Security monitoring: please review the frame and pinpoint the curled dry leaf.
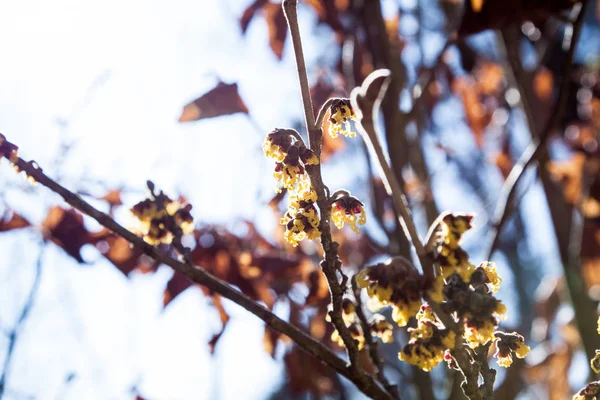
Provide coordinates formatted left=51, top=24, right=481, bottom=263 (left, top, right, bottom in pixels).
left=208, top=294, right=230, bottom=354
left=239, top=0, right=287, bottom=60
left=164, top=271, right=193, bottom=307
left=0, top=211, right=30, bottom=232
left=178, top=82, right=249, bottom=123
left=263, top=2, right=288, bottom=60
left=42, top=207, right=90, bottom=263
left=92, top=230, right=151, bottom=276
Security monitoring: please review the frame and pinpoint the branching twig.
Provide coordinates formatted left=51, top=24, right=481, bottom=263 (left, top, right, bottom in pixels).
left=0, top=149, right=391, bottom=400
left=282, top=2, right=392, bottom=399
left=475, top=343, right=496, bottom=399
left=0, top=244, right=44, bottom=400
left=485, top=1, right=588, bottom=260
left=350, top=70, right=429, bottom=272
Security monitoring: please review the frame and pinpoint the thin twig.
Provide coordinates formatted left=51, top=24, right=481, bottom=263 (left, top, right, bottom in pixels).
left=350, top=70, right=456, bottom=334
left=475, top=343, right=496, bottom=399
left=282, top=2, right=392, bottom=399
left=350, top=70, right=428, bottom=269
left=407, top=35, right=457, bottom=119
left=485, top=1, right=588, bottom=260
left=316, top=98, right=335, bottom=129
left=0, top=244, right=44, bottom=400
left=1, top=150, right=390, bottom=400
left=352, top=276, right=401, bottom=400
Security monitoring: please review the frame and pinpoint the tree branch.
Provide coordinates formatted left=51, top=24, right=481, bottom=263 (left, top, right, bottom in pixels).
left=282, top=2, right=393, bottom=398
left=484, top=1, right=588, bottom=260
left=0, top=146, right=390, bottom=400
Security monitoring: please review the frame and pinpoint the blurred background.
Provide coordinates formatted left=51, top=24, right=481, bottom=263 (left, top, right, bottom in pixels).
left=1, top=0, right=599, bottom=399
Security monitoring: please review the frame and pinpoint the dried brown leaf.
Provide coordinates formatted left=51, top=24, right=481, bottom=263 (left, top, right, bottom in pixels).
left=0, top=212, right=30, bottom=232
left=42, top=207, right=90, bottom=263
left=264, top=3, right=288, bottom=60
left=178, top=82, right=249, bottom=123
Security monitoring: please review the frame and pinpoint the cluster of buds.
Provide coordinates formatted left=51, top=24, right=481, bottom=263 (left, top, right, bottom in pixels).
left=399, top=304, right=456, bottom=371
left=279, top=181, right=320, bottom=247
left=355, top=257, right=432, bottom=327
left=434, top=213, right=476, bottom=280
left=331, top=191, right=367, bottom=234
left=328, top=99, right=356, bottom=138
left=443, top=264, right=507, bottom=349
left=493, top=332, right=530, bottom=368
left=0, top=134, right=19, bottom=163
left=354, top=212, right=529, bottom=372
left=263, top=130, right=322, bottom=247
left=0, top=134, right=37, bottom=185
left=263, top=128, right=318, bottom=192
left=130, top=183, right=194, bottom=245
left=329, top=298, right=394, bottom=350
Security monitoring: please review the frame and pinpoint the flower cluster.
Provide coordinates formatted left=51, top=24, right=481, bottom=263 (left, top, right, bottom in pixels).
left=331, top=191, right=367, bottom=234
left=355, top=257, right=428, bottom=327
left=493, top=331, right=530, bottom=368
left=131, top=192, right=194, bottom=245
left=263, top=128, right=318, bottom=192
left=399, top=304, right=456, bottom=371
left=353, top=212, right=528, bottom=374
left=434, top=213, right=476, bottom=280
left=263, top=129, right=322, bottom=247
left=443, top=266, right=507, bottom=349
left=369, top=314, right=394, bottom=343
left=280, top=181, right=320, bottom=247
left=328, top=98, right=356, bottom=138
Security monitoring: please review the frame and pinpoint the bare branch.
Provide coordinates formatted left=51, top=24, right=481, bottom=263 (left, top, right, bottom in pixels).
left=0, top=148, right=391, bottom=399
left=282, top=2, right=393, bottom=398
left=485, top=1, right=588, bottom=260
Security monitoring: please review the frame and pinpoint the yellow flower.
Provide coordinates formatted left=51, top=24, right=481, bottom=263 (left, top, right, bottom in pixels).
left=131, top=195, right=194, bottom=245
left=465, top=319, right=496, bottom=348
left=481, top=262, right=502, bottom=292
left=328, top=98, right=356, bottom=138
left=392, top=300, right=422, bottom=327
left=416, top=304, right=437, bottom=324
left=281, top=205, right=321, bottom=247
left=514, top=341, right=530, bottom=359
left=493, top=331, right=529, bottom=368
left=427, top=276, right=445, bottom=303
left=273, top=162, right=305, bottom=192
left=370, top=314, right=394, bottom=343
left=331, top=194, right=366, bottom=234
left=597, top=316, right=600, bottom=334
left=262, top=128, right=295, bottom=162
left=399, top=342, right=444, bottom=372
